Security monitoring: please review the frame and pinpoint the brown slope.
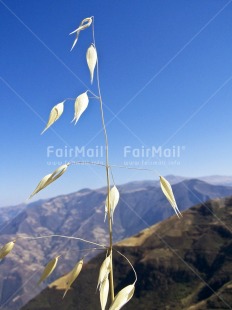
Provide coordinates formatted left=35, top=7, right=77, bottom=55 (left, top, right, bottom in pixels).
left=2, top=179, right=232, bottom=309
left=22, top=196, right=232, bottom=310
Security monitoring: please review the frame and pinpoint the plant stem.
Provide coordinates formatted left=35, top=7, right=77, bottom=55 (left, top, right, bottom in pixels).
left=97, top=59, right=115, bottom=303
left=115, top=249, right=137, bottom=284
left=91, top=17, right=115, bottom=302
left=16, top=234, right=107, bottom=248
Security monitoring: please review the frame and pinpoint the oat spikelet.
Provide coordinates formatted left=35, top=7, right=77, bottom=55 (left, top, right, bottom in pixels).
left=63, top=259, right=83, bottom=298
left=160, top=176, right=182, bottom=218
left=29, top=173, right=52, bottom=198
left=38, top=255, right=61, bottom=285
left=29, top=164, right=69, bottom=199
left=51, top=164, right=69, bottom=182
left=104, top=186, right=119, bottom=222
left=41, top=101, right=65, bottom=134
left=72, top=92, right=89, bottom=125
left=109, top=284, right=135, bottom=310
left=86, top=44, right=97, bottom=84
left=100, top=276, right=109, bottom=310
left=70, top=17, right=92, bottom=51
left=97, top=255, right=111, bottom=290
left=0, top=240, right=15, bottom=260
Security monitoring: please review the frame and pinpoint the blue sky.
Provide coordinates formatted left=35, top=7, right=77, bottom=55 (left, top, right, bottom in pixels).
left=1, top=0, right=232, bottom=206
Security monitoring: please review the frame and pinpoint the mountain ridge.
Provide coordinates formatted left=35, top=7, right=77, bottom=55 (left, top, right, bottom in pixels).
left=22, top=196, right=232, bottom=310
left=0, top=177, right=231, bottom=309
left=1, top=174, right=232, bottom=210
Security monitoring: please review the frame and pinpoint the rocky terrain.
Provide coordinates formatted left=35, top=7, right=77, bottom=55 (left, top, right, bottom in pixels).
left=23, top=196, right=232, bottom=309
left=0, top=177, right=231, bottom=309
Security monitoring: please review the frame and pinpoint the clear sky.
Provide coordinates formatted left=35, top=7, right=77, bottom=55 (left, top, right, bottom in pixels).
left=1, top=0, right=232, bottom=206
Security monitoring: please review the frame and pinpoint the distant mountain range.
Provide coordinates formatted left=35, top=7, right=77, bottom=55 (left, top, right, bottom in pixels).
left=22, top=195, right=232, bottom=310
left=0, top=176, right=231, bottom=309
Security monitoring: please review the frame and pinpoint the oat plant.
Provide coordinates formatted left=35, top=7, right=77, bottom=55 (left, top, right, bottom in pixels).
left=0, top=16, right=181, bottom=310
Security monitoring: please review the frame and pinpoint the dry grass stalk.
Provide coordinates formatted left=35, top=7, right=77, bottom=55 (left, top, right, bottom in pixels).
left=38, top=255, right=61, bottom=285
left=41, top=101, right=65, bottom=134
left=0, top=240, right=15, bottom=260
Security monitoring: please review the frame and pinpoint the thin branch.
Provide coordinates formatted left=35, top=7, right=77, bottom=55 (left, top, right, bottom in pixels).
left=16, top=234, right=107, bottom=249
left=70, top=161, right=106, bottom=167
left=70, top=160, right=160, bottom=177
left=114, top=249, right=137, bottom=284
left=91, top=16, right=115, bottom=302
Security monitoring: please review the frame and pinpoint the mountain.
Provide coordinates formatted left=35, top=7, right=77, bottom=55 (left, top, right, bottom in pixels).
left=0, top=200, right=45, bottom=227
left=118, top=175, right=186, bottom=191
left=22, top=196, right=232, bottom=310
left=0, top=178, right=231, bottom=309
left=0, top=204, right=25, bottom=227
left=199, top=175, right=232, bottom=186
left=121, top=175, right=232, bottom=189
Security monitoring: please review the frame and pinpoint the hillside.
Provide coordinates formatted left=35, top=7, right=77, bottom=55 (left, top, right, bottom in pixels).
left=0, top=178, right=231, bottom=309
left=22, top=196, right=232, bottom=310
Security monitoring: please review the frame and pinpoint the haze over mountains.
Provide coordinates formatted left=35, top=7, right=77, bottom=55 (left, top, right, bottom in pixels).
left=0, top=176, right=231, bottom=309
